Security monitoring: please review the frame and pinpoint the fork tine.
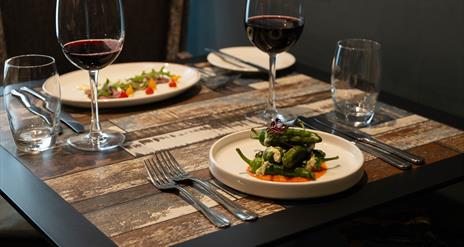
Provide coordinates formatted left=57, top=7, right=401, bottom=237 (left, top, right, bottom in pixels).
left=152, top=153, right=165, bottom=183
left=166, top=151, right=186, bottom=174
left=151, top=155, right=168, bottom=184
left=159, top=151, right=178, bottom=177
left=154, top=152, right=172, bottom=183
left=144, top=159, right=159, bottom=186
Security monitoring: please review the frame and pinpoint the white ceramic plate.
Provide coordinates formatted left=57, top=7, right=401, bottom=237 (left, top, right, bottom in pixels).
left=209, top=129, right=364, bottom=199
left=207, top=46, right=296, bottom=72
left=44, top=62, right=201, bottom=108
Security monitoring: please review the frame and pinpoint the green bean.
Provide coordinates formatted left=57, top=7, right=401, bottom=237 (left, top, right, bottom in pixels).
left=264, top=164, right=285, bottom=175
left=250, top=128, right=321, bottom=147
left=263, top=146, right=284, bottom=163
left=306, top=149, right=339, bottom=171
left=293, top=167, right=315, bottom=179
left=236, top=148, right=264, bottom=173
left=282, top=146, right=309, bottom=169
left=262, top=165, right=314, bottom=179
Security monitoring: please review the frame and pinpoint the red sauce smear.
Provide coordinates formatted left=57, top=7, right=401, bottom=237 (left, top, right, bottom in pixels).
left=247, top=163, right=328, bottom=182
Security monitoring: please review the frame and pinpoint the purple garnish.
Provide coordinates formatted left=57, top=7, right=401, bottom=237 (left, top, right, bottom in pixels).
left=267, top=119, right=288, bottom=135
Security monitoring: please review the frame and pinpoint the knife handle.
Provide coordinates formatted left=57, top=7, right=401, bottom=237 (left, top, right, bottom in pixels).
left=356, top=142, right=412, bottom=170
left=360, top=138, right=424, bottom=165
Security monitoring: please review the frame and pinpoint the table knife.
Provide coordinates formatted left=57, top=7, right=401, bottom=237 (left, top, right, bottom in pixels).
left=19, top=87, right=86, bottom=133
left=313, top=117, right=424, bottom=165
left=205, top=48, right=268, bottom=72
left=297, top=116, right=412, bottom=170
left=58, top=112, right=86, bottom=133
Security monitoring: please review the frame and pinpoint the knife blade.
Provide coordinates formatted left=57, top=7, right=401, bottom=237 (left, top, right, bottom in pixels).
left=313, top=117, right=424, bottom=165
left=10, top=89, right=53, bottom=126
left=59, top=111, right=86, bottom=133
left=297, top=116, right=412, bottom=170
left=205, top=48, right=268, bottom=72
left=19, top=87, right=86, bottom=133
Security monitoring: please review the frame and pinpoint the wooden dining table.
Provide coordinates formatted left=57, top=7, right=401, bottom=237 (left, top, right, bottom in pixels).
left=1, top=57, right=463, bottom=246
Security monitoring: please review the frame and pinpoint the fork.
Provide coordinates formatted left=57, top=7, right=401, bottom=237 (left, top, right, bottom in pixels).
left=156, top=151, right=258, bottom=221
left=144, top=158, right=230, bottom=228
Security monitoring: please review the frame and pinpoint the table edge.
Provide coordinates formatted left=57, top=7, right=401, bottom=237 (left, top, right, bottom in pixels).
left=178, top=153, right=464, bottom=247
left=0, top=146, right=116, bottom=247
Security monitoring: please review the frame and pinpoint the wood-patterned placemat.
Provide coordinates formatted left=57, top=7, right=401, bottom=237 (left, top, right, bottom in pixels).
left=0, top=66, right=463, bottom=246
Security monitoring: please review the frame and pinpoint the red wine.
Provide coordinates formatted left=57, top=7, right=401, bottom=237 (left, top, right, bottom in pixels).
left=246, top=15, right=304, bottom=54
left=63, top=39, right=122, bottom=70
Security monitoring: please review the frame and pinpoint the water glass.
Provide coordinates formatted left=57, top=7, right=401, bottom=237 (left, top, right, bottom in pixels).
left=3, top=55, right=61, bottom=153
left=331, top=39, right=382, bottom=127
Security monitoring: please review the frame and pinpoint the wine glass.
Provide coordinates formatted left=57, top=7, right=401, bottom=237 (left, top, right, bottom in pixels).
left=56, top=0, right=125, bottom=151
left=245, top=0, right=304, bottom=124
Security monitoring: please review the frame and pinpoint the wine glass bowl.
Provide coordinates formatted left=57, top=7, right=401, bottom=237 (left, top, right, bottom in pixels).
left=245, top=0, right=304, bottom=124
left=56, top=0, right=125, bottom=151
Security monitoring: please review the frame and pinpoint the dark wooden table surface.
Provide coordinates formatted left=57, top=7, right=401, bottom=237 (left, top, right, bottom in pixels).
left=1, top=59, right=463, bottom=247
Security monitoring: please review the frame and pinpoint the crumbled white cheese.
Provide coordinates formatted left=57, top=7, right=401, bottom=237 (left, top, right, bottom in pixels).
left=305, top=154, right=317, bottom=170
left=267, top=147, right=281, bottom=163
left=255, top=161, right=271, bottom=176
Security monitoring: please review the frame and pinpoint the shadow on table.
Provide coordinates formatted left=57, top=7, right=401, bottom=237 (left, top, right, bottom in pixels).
left=274, top=181, right=464, bottom=247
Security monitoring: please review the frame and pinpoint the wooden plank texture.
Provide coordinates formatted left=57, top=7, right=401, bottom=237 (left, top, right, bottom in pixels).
left=1, top=65, right=462, bottom=246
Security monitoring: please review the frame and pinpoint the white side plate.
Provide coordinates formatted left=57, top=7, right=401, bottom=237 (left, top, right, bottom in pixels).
left=207, top=46, right=296, bottom=72
left=44, top=62, right=201, bottom=108
left=209, top=129, right=364, bottom=199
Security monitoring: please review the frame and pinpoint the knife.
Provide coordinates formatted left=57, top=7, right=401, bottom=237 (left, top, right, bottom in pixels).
left=297, top=116, right=412, bottom=170
left=205, top=48, right=268, bottom=72
left=312, top=117, right=424, bottom=165
left=19, top=87, right=86, bottom=133
left=10, top=89, right=53, bottom=126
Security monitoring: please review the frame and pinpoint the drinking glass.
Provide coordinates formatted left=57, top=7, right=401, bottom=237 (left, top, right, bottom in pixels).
left=56, top=0, right=125, bottom=151
left=3, top=55, right=61, bottom=153
left=244, top=0, right=304, bottom=123
left=331, top=39, right=382, bottom=127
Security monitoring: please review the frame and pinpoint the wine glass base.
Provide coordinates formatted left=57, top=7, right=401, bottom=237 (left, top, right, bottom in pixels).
left=67, top=132, right=125, bottom=152
left=245, top=109, right=288, bottom=125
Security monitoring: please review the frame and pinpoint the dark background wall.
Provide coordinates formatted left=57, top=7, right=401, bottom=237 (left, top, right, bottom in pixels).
left=1, top=0, right=462, bottom=118
left=187, top=0, right=464, bottom=119
left=0, top=0, right=171, bottom=74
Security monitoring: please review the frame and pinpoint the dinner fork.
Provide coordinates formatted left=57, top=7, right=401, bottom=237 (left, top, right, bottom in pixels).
left=144, top=158, right=230, bottom=228
left=156, top=151, right=258, bottom=221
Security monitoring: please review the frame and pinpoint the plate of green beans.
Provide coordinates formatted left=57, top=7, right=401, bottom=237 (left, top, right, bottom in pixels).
left=209, top=126, right=364, bottom=199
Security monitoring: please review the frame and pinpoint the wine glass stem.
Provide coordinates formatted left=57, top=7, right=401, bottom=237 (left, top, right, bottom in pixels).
left=88, top=70, right=103, bottom=140
left=267, top=53, right=277, bottom=113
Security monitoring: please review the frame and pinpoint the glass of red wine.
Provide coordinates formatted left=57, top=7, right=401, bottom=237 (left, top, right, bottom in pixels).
left=56, top=0, right=125, bottom=151
left=245, top=0, right=304, bottom=124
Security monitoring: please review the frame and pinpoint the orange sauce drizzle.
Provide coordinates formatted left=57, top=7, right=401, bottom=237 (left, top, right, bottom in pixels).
left=248, top=164, right=328, bottom=182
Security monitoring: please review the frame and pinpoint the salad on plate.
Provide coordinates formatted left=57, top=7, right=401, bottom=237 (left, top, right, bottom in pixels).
left=236, top=120, right=339, bottom=182
left=81, top=67, right=180, bottom=99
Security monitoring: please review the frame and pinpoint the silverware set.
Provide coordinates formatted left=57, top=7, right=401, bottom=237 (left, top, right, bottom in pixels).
left=144, top=150, right=258, bottom=227
left=295, top=116, right=425, bottom=170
